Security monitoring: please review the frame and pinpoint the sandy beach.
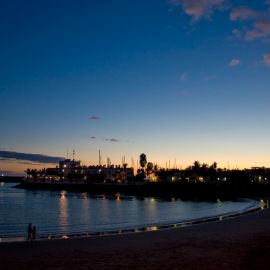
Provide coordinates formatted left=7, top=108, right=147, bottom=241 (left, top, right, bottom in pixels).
left=1, top=208, right=270, bottom=270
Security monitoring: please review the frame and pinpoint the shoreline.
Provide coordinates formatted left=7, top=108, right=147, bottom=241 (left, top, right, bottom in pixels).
left=0, top=200, right=264, bottom=243
left=1, top=207, right=270, bottom=269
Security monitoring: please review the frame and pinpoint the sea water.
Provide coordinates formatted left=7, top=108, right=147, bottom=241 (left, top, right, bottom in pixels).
left=0, top=182, right=259, bottom=239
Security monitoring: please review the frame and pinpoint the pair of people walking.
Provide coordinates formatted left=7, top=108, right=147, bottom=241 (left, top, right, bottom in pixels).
left=27, top=223, right=37, bottom=241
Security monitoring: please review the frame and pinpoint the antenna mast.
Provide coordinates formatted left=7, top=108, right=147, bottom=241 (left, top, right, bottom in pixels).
left=99, top=150, right=101, bottom=166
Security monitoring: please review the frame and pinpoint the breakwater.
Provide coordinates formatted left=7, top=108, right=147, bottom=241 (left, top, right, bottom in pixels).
left=16, top=181, right=270, bottom=201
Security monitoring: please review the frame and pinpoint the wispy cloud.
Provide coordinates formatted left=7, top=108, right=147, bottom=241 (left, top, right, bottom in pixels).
left=229, top=3, right=270, bottom=42
left=89, top=136, right=124, bottom=143
left=263, top=54, right=270, bottom=65
left=180, top=72, right=187, bottom=80
left=0, top=147, right=13, bottom=151
left=170, top=0, right=270, bottom=44
left=0, top=159, right=48, bottom=166
left=232, top=28, right=242, bottom=39
left=245, top=21, right=270, bottom=41
left=0, top=151, right=64, bottom=164
left=230, top=6, right=259, bottom=21
left=105, top=138, right=120, bottom=143
left=228, top=59, right=241, bottom=67
left=89, top=116, right=100, bottom=120
left=169, top=0, right=226, bottom=22
left=180, top=89, right=189, bottom=96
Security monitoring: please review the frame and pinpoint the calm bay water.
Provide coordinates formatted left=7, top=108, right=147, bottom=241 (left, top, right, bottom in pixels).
left=0, top=182, right=259, bottom=238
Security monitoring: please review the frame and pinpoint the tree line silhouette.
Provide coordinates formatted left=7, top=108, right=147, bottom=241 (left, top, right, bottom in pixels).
left=23, top=153, right=270, bottom=200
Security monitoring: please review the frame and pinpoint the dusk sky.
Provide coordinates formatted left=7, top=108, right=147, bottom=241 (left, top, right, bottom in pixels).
left=1, top=0, right=270, bottom=175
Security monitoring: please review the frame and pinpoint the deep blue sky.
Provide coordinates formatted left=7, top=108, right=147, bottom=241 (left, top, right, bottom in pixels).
left=1, top=0, right=270, bottom=174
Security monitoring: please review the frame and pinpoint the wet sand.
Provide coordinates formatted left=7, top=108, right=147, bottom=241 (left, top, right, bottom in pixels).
left=1, top=208, right=270, bottom=270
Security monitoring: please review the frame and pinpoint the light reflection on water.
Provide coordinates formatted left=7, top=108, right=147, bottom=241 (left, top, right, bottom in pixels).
left=59, top=191, right=68, bottom=232
left=0, top=183, right=260, bottom=238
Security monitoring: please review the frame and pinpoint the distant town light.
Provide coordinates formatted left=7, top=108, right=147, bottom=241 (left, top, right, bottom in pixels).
left=146, top=226, right=158, bottom=231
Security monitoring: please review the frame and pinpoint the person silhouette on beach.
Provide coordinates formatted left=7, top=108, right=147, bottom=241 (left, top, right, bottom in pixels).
left=32, top=225, right=37, bottom=241
left=27, top=223, right=32, bottom=241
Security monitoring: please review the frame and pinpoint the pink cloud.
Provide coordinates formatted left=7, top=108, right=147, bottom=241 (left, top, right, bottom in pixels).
left=169, top=0, right=226, bottom=22
left=228, top=59, right=241, bottom=67
left=230, top=6, right=259, bottom=21
left=170, top=0, right=270, bottom=44
left=263, top=54, right=270, bottom=64
left=245, top=21, right=270, bottom=41
left=229, top=3, right=270, bottom=42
